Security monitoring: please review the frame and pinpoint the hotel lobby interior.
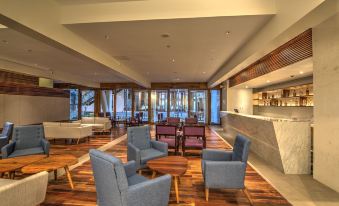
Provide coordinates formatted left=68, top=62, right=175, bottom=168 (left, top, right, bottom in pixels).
left=1, top=0, right=339, bottom=205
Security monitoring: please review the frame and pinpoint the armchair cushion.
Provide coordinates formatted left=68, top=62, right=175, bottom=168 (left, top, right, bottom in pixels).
left=1, top=142, right=15, bottom=158
left=8, top=147, right=44, bottom=158
left=202, top=149, right=233, bottom=161
left=127, top=126, right=151, bottom=150
left=127, top=174, right=148, bottom=186
left=124, top=161, right=137, bottom=177
left=203, top=161, right=246, bottom=189
left=140, top=148, right=167, bottom=165
left=150, top=140, right=168, bottom=154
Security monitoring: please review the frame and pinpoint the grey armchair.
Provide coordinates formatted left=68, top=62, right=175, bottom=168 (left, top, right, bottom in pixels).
left=1, top=125, right=50, bottom=159
left=0, top=122, right=14, bottom=151
left=127, top=126, right=168, bottom=170
left=201, top=134, right=252, bottom=204
left=89, top=149, right=171, bottom=206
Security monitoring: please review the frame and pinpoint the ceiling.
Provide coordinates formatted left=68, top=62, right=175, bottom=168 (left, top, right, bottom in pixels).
left=55, top=0, right=145, bottom=5
left=0, top=27, right=127, bottom=84
left=233, top=58, right=313, bottom=89
left=66, top=15, right=272, bottom=82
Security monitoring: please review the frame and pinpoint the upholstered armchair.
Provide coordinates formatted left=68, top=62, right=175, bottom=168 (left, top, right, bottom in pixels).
left=89, top=149, right=171, bottom=206
left=1, top=125, right=50, bottom=159
left=201, top=135, right=252, bottom=204
left=0, top=122, right=14, bottom=151
left=127, top=126, right=168, bottom=170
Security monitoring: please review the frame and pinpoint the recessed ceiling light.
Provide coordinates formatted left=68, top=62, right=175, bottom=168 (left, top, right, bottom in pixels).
left=245, top=85, right=249, bottom=88
left=266, top=80, right=270, bottom=83
left=299, top=71, right=304, bottom=74
left=104, top=35, right=110, bottom=40
left=202, top=71, right=206, bottom=74
left=171, top=59, right=175, bottom=62
left=225, top=31, right=231, bottom=35
left=161, top=33, right=170, bottom=38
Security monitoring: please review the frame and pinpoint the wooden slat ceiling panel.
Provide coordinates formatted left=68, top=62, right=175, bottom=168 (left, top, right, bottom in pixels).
left=229, top=29, right=312, bottom=87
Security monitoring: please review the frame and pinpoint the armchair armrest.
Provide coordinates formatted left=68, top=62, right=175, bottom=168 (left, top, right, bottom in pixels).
left=40, top=139, right=50, bottom=156
left=202, top=149, right=233, bottom=161
left=204, top=161, right=246, bottom=189
left=151, top=140, right=168, bottom=155
left=126, top=174, right=171, bottom=206
left=124, top=160, right=137, bottom=177
left=1, top=141, right=16, bottom=158
left=0, top=136, right=8, bottom=145
left=127, top=143, right=141, bottom=168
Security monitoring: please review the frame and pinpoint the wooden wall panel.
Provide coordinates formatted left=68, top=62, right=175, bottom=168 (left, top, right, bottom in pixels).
left=151, top=82, right=208, bottom=90
left=0, top=69, right=38, bottom=86
left=0, top=82, right=69, bottom=98
left=229, top=29, right=312, bottom=87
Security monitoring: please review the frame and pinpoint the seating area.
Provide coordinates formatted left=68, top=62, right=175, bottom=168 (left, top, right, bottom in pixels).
left=1, top=1, right=339, bottom=206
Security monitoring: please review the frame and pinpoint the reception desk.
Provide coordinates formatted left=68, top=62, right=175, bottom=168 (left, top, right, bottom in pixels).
left=221, top=111, right=311, bottom=174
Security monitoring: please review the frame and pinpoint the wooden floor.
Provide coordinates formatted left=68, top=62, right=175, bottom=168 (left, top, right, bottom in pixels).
left=42, top=126, right=291, bottom=206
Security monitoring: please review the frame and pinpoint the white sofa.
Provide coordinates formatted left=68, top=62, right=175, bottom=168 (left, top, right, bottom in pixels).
left=43, top=122, right=92, bottom=144
left=0, top=171, right=48, bottom=206
left=74, top=117, right=112, bottom=132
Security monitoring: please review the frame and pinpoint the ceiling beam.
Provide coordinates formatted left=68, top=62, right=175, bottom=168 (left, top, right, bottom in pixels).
left=208, top=0, right=335, bottom=88
left=0, top=0, right=151, bottom=88
left=60, top=0, right=276, bottom=24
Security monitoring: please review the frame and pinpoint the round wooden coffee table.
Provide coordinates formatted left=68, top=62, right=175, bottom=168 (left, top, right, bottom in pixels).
left=21, top=154, right=78, bottom=189
left=147, top=156, right=188, bottom=203
left=0, top=155, right=46, bottom=179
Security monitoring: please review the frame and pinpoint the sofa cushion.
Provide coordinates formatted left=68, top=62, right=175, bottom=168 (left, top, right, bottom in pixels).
left=94, top=117, right=109, bottom=124
left=0, top=179, right=15, bottom=187
left=8, top=147, right=45, bottom=158
left=127, top=174, right=148, bottom=186
left=140, top=148, right=166, bottom=165
left=43, top=122, right=60, bottom=127
left=60, top=123, right=81, bottom=127
left=82, top=117, right=95, bottom=124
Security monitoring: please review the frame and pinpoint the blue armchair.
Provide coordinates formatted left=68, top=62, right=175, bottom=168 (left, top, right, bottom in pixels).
left=1, top=125, right=50, bottom=159
left=0, top=122, right=14, bottom=151
left=89, top=149, right=171, bottom=206
left=201, top=134, right=252, bottom=204
left=127, top=126, right=168, bottom=170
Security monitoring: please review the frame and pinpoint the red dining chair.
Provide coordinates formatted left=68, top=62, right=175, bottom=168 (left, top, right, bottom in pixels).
left=155, top=124, right=179, bottom=154
left=167, top=117, right=180, bottom=124
left=182, top=125, right=206, bottom=156
left=185, top=117, right=198, bottom=125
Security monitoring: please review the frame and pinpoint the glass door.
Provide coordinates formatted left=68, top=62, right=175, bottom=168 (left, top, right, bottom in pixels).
left=169, top=89, right=188, bottom=120
left=100, top=90, right=114, bottom=118
left=210, top=90, right=220, bottom=124
left=134, top=90, right=148, bottom=122
left=69, top=89, right=79, bottom=120
left=190, top=90, right=207, bottom=123
left=151, top=90, right=168, bottom=122
left=81, top=90, right=95, bottom=117
left=116, top=89, right=132, bottom=121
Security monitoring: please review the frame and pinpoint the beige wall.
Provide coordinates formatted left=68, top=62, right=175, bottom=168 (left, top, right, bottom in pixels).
left=313, top=14, right=339, bottom=193
left=226, top=81, right=253, bottom=114
left=0, top=94, right=69, bottom=126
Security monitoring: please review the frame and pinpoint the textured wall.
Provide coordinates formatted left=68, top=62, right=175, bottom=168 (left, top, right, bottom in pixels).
left=313, top=14, right=339, bottom=193
left=253, top=106, right=313, bottom=120
left=226, top=81, right=253, bottom=114
left=0, top=94, right=69, bottom=126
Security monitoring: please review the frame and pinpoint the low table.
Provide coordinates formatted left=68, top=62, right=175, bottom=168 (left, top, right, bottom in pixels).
left=21, top=154, right=78, bottom=189
left=147, top=156, right=188, bottom=203
left=0, top=155, right=46, bottom=179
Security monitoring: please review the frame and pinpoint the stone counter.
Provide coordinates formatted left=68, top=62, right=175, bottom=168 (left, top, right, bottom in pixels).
left=221, top=111, right=311, bottom=174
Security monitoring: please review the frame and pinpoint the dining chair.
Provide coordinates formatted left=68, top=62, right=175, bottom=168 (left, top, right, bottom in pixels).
left=167, top=117, right=180, bottom=124
left=182, top=125, right=206, bottom=156
left=156, top=124, right=179, bottom=154
left=185, top=117, right=198, bottom=124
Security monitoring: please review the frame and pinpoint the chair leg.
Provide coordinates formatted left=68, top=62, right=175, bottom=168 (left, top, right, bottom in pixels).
left=243, top=187, right=253, bottom=206
left=205, top=187, right=209, bottom=201
left=138, top=170, right=142, bottom=175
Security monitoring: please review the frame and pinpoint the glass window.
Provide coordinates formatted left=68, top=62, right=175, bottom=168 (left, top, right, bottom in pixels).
left=151, top=90, right=168, bottom=122
left=116, top=89, right=132, bottom=120
left=69, top=89, right=78, bottom=120
left=169, top=89, right=188, bottom=120
left=190, top=90, right=207, bottom=123
left=211, top=90, right=220, bottom=124
left=81, top=90, right=95, bottom=117
left=134, top=90, right=148, bottom=122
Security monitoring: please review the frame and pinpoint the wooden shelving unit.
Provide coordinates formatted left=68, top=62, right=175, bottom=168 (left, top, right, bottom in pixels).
left=253, top=83, right=313, bottom=107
